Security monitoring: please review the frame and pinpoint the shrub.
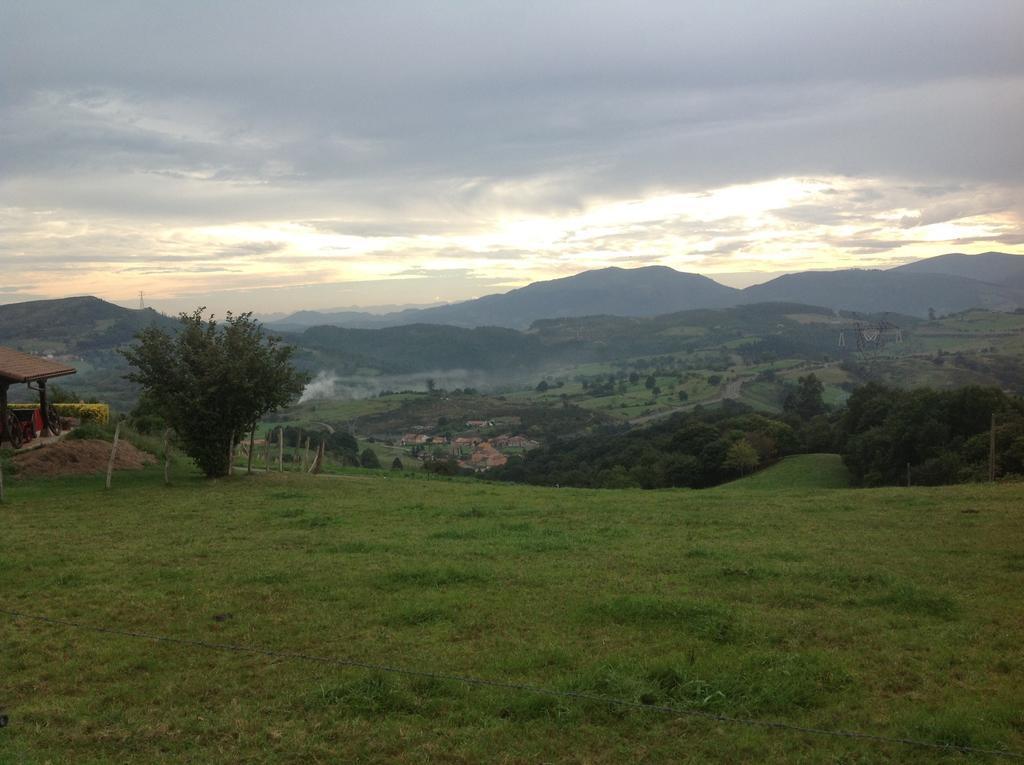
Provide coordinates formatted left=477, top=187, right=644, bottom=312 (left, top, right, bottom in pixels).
left=360, top=448, right=382, bottom=469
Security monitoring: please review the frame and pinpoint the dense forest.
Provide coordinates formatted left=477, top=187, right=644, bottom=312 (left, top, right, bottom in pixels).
left=837, top=383, right=1024, bottom=485
left=491, top=379, right=1024, bottom=489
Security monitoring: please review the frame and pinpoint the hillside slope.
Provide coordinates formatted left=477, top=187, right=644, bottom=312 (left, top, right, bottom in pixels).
left=715, top=453, right=851, bottom=490
left=739, top=270, right=1024, bottom=316
left=891, top=251, right=1024, bottom=288
left=0, top=296, right=175, bottom=353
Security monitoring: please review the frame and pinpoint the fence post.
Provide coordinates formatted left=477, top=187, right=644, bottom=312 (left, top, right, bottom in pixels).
left=278, top=427, right=284, bottom=472
left=247, top=429, right=255, bottom=475
left=302, top=437, right=310, bottom=472
left=163, top=428, right=172, bottom=485
left=265, top=431, right=271, bottom=473
left=105, top=421, right=122, bottom=490
left=989, top=413, right=997, bottom=482
left=310, top=440, right=325, bottom=474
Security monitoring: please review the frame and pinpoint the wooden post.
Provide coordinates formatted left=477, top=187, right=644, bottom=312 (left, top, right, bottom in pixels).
left=301, top=437, right=310, bottom=472
left=989, top=413, right=997, bottom=482
left=105, top=420, right=122, bottom=490
left=265, top=431, right=271, bottom=473
left=294, top=429, right=302, bottom=472
left=0, top=383, right=9, bottom=448
left=278, top=427, right=284, bottom=472
left=38, top=379, right=51, bottom=436
left=247, top=429, right=255, bottom=475
left=310, top=439, right=325, bottom=474
left=163, top=428, right=172, bottom=485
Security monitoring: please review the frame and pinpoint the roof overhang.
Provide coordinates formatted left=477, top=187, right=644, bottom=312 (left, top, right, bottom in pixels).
left=0, top=345, right=77, bottom=386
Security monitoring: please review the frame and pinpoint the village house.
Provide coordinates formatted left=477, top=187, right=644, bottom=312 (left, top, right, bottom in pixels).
left=463, top=441, right=508, bottom=471
left=505, top=435, right=540, bottom=450
left=450, top=435, right=482, bottom=456
left=490, top=434, right=541, bottom=450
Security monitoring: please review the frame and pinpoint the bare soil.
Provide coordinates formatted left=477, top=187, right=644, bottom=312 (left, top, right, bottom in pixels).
left=13, top=438, right=156, bottom=478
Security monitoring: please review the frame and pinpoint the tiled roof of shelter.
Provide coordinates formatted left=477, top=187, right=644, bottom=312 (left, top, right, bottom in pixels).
left=0, top=346, right=77, bottom=384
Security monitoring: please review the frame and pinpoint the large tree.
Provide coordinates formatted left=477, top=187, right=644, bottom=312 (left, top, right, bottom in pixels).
left=122, top=309, right=308, bottom=477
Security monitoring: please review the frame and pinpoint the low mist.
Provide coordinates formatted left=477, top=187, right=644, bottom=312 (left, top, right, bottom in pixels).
left=298, top=369, right=510, bottom=402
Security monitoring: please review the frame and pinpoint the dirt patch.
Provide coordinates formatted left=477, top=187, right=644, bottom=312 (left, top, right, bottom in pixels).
left=13, top=438, right=156, bottom=478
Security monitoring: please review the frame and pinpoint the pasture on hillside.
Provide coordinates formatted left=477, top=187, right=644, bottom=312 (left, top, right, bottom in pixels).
left=715, top=454, right=852, bottom=491
left=1, top=468, right=1022, bottom=763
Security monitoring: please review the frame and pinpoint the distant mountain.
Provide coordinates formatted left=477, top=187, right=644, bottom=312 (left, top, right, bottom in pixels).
left=271, top=266, right=740, bottom=331
left=0, top=296, right=176, bottom=354
left=891, top=251, right=1024, bottom=288
left=268, top=303, right=443, bottom=331
left=739, top=269, right=1024, bottom=316
left=268, top=309, right=390, bottom=332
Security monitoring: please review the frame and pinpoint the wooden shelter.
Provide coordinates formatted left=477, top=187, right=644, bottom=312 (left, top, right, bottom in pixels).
left=0, top=346, right=76, bottom=447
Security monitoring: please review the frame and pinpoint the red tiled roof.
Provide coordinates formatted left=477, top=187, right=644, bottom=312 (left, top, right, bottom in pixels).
left=0, top=346, right=77, bottom=384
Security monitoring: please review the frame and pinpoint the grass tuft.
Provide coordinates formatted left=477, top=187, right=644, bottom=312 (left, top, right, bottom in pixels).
left=586, top=596, right=739, bottom=643
left=381, top=567, right=490, bottom=588
left=871, top=584, right=959, bottom=620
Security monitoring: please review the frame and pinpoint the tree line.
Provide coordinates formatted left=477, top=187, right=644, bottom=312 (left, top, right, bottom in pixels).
left=492, top=375, right=1024, bottom=489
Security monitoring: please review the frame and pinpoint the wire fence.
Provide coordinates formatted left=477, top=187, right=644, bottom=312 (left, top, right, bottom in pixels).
left=3, top=608, right=1022, bottom=759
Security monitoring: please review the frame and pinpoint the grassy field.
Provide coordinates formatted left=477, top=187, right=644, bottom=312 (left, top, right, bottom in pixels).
left=2, top=468, right=1023, bottom=763
left=716, top=454, right=852, bottom=491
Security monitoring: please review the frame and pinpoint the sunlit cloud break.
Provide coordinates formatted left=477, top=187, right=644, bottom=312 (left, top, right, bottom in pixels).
left=1, top=1, right=1022, bottom=312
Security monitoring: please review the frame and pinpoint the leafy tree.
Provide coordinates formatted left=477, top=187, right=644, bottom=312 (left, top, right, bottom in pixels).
left=360, top=448, right=382, bottom=469
left=629, top=372, right=640, bottom=384
left=391, top=456, right=404, bottom=470
left=677, top=390, right=689, bottom=403
left=535, top=380, right=549, bottom=392
left=644, top=375, right=656, bottom=390
left=122, top=309, right=307, bottom=477
left=783, top=374, right=827, bottom=420
left=49, top=383, right=83, bottom=404
left=723, top=438, right=759, bottom=476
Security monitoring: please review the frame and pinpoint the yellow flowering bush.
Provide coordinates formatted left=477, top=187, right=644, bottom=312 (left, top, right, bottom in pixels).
left=10, top=402, right=110, bottom=424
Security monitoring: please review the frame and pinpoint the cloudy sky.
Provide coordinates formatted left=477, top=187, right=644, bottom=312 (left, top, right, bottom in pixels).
left=2, top=1, right=1023, bottom=314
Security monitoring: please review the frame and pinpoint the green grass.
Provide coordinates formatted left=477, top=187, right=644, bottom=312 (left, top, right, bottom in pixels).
left=1, top=467, right=1022, bottom=762
left=717, top=454, right=852, bottom=491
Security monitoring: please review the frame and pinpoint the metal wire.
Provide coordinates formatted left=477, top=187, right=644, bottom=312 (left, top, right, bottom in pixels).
left=3, top=607, right=1022, bottom=759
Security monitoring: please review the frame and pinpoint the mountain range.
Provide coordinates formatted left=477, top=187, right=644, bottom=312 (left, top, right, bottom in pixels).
left=267, top=251, right=1024, bottom=330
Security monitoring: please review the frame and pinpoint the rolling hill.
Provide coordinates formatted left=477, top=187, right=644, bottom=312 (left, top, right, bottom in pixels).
left=714, top=453, right=851, bottom=490
left=0, top=296, right=176, bottom=354
left=0, top=296, right=177, bottom=409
